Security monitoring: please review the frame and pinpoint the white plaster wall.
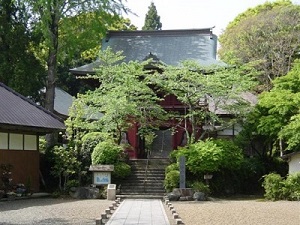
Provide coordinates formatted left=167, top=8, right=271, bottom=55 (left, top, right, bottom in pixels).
left=289, top=153, right=300, bottom=174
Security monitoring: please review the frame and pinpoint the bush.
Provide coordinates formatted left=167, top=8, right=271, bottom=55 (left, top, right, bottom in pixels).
left=91, top=141, right=123, bottom=165
left=164, top=170, right=180, bottom=192
left=175, top=139, right=243, bottom=174
left=262, top=173, right=284, bottom=200
left=191, top=181, right=210, bottom=195
left=282, top=173, right=300, bottom=200
left=112, top=162, right=131, bottom=179
left=165, top=163, right=179, bottom=174
left=65, top=179, right=80, bottom=192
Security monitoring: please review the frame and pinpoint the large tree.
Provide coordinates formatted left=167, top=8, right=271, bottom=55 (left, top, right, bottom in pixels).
left=26, top=0, right=129, bottom=113
left=0, top=0, right=45, bottom=100
left=56, top=12, right=137, bottom=95
left=142, top=2, right=162, bottom=30
left=219, top=0, right=300, bottom=92
left=67, top=48, right=167, bottom=145
left=150, top=62, right=256, bottom=144
left=248, top=60, right=300, bottom=155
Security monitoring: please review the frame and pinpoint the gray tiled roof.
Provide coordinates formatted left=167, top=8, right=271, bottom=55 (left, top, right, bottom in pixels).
left=0, top=83, right=66, bottom=133
left=54, top=87, right=74, bottom=117
left=208, top=92, right=258, bottom=115
left=54, top=87, right=103, bottom=120
left=70, top=28, right=225, bottom=74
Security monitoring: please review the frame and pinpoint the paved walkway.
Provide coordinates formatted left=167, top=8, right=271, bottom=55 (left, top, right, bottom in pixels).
left=106, top=199, right=170, bottom=225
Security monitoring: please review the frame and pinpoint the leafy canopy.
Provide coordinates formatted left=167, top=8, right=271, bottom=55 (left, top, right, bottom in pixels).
left=219, top=0, right=300, bottom=91
left=250, top=60, right=300, bottom=151
left=68, top=48, right=167, bottom=144
left=149, top=61, right=256, bottom=143
left=174, top=139, right=244, bottom=173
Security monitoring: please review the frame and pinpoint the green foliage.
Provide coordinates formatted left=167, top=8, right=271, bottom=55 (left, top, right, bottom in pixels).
left=65, top=179, right=80, bottom=192
left=175, top=139, right=243, bottom=174
left=191, top=181, right=210, bottom=195
left=165, top=163, right=179, bottom=174
left=150, top=61, right=256, bottom=144
left=0, top=0, right=45, bottom=100
left=282, top=173, right=300, bottom=200
left=112, top=162, right=131, bottom=179
left=262, top=172, right=300, bottom=201
left=248, top=60, right=300, bottom=152
left=179, top=140, right=224, bottom=173
left=70, top=48, right=168, bottom=144
left=164, top=170, right=180, bottom=192
left=91, top=141, right=123, bottom=165
left=51, top=146, right=80, bottom=191
left=219, top=1, right=300, bottom=91
left=142, top=2, right=162, bottom=30
left=25, top=0, right=129, bottom=114
left=56, top=12, right=137, bottom=95
left=91, top=140, right=131, bottom=179
left=262, top=173, right=284, bottom=200
left=213, top=139, right=244, bottom=170
left=81, top=132, right=112, bottom=158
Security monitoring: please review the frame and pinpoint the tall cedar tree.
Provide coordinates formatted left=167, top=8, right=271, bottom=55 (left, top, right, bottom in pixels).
left=142, top=2, right=162, bottom=30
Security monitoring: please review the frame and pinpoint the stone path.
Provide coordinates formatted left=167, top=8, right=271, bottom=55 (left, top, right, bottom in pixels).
left=106, top=199, right=170, bottom=225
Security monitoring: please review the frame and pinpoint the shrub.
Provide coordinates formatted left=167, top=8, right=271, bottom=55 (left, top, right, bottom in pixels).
left=164, top=170, right=180, bottom=192
left=165, top=163, right=179, bottom=174
left=282, top=173, right=300, bottom=200
left=65, top=179, right=79, bottom=192
left=191, top=181, right=210, bottom=195
left=262, top=173, right=284, bottom=200
left=112, top=162, right=131, bottom=179
left=91, top=141, right=123, bottom=165
left=175, top=139, right=243, bottom=174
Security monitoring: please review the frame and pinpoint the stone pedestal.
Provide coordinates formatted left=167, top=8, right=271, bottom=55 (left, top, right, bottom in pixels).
left=107, top=184, right=116, bottom=200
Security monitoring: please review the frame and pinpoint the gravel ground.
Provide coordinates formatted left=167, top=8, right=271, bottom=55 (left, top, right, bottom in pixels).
left=1, top=197, right=299, bottom=225
left=0, top=197, right=114, bottom=225
left=170, top=199, right=300, bottom=225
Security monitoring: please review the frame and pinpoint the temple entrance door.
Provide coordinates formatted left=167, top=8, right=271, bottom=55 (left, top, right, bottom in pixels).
left=150, top=129, right=172, bottom=158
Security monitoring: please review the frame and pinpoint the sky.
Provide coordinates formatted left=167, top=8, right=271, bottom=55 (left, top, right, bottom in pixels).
left=124, top=0, right=300, bottom=37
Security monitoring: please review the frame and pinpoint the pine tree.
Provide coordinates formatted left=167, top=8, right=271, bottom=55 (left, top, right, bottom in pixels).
left=142, top=2, right=162, bottom=30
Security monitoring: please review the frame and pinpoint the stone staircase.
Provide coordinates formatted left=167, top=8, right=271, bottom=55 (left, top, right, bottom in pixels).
left=115, top=159, right=170, bottom=199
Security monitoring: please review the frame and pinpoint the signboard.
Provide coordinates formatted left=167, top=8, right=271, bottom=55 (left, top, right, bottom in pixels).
left=89, top=165, right=114, bottom=172
left=93, top=172, right=111, bottom=185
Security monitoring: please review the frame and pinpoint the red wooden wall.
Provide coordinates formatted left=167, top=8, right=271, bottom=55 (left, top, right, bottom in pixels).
left=0, top=150, right=40, bottom=192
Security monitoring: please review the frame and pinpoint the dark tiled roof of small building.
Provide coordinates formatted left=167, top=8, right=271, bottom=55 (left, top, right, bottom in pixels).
left=70, top=28, right=225, bottom=75
left=0, top=83, right=66, bottom=133
left=54, top=87, right=74, bottom=118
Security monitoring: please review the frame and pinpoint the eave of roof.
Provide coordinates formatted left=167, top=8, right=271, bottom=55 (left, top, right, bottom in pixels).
left=0, top=83, right=66, bottom=132
left=104, top=28, right=214, bottom=39
left=281, top=151, right=300, bottom=159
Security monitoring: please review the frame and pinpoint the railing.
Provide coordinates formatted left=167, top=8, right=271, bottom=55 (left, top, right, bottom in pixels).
left=143, top=151, right=151, bottom=192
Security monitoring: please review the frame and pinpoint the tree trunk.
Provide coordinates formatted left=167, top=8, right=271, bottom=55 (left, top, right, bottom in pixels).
left=45, top=52, right=56, bottom=112
left=45, top=6, right=59, bottom=147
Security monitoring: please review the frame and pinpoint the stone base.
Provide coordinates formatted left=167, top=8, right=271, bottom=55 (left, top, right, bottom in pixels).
left=167, top=188, right=195, bottom=201
left=69, top=187, right=100, bottom=199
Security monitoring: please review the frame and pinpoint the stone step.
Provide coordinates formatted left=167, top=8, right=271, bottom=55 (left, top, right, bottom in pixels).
left=130, top=170, right=165, bottom=174
left=129, top=174, right=165, bottom=178
left=116, top=159, right=169, bottom=197
left=121, top=183, right=164, bottom=188
left=123, top=180, right=164, bottom=184
left=116, top=194, right=164, bottom=199
left=120, top=189, right=164, bottom=194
